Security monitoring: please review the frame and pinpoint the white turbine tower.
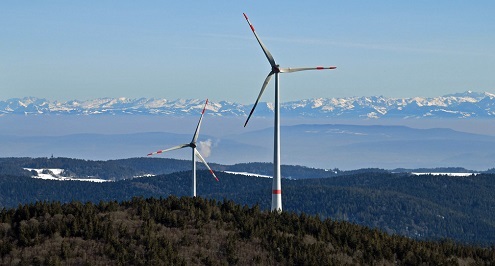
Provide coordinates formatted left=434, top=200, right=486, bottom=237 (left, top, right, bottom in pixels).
left=242, top=13, right=336, bottom=212
left=147, top=99, right=219, bottom=197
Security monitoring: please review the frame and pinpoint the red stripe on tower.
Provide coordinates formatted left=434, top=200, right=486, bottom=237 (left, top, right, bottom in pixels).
left=272, top=190, right=282, bottom=194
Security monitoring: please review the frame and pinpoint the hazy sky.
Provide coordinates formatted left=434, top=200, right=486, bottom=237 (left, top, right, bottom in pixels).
left=1, top=1, right=494, bottom=103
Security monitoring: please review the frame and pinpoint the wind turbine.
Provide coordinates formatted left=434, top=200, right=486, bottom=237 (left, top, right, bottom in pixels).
left=242, top=13, right=336, bottom=212
left=147, top=99, right=219, bottom=197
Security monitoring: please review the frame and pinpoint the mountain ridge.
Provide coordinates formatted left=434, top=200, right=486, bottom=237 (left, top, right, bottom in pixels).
left=2, top=124, right=495, bottom=170
left=2, top=91, right=495, bottom=118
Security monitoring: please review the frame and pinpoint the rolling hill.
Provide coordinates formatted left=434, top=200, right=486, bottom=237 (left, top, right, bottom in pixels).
left=1, top=157, right=495, bottom=246
left=2, top=123, right=495, bottom=170
left=2, top=197, right=493, bottom=265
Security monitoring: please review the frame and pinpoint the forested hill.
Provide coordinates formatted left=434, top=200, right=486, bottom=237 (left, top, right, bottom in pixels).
left=0, top=157, right=339, bottom=181
left=0, top=157, right=487, bottom=181
left=2, top=170, right=495, bottom=246
left=1, top=197, right=494, bottom=265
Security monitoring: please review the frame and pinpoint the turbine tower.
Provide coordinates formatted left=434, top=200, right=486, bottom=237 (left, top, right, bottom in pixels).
left=242, top=13, right=336, bottom=212
left=147, top=99, right=218, bottom=197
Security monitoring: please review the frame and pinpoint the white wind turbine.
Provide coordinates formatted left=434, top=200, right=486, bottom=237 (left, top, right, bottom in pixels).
left=242, top=13, right=336, bottom=212
left=147, top=99, right=219, bottom=197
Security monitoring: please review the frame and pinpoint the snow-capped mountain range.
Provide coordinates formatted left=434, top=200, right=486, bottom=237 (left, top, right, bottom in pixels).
left=2, top=91, right=495, bottom=119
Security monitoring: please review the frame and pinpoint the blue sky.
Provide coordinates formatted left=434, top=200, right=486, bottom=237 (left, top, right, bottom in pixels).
left=1, top=1, right=494, bottom=103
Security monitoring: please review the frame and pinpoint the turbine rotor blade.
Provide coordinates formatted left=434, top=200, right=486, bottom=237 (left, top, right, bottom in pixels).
left=194, top=149, right=219, bottom=181
left=147, top=143, right=190, bottom=156
left=279, top=66, right=337, bottom=73
left=192, top=99, right=209, bottom=144
left=244, top=71, right=274, bottom=127
left=243, top=13, right=277, bottom=68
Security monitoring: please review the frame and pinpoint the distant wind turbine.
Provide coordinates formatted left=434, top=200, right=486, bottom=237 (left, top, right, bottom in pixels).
left=242, top=13, right=336, bottom=212
left=147, top=99, right=219, bottom=197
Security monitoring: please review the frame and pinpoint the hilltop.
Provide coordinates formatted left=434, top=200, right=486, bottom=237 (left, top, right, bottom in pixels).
left=1, top=197, right=494, bottom=265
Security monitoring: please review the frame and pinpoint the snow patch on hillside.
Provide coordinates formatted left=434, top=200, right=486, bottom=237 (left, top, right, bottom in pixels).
left=411, top=172, right=478, bottom=177
left=24, top=168, right=111, bottom=182
left=224, top=171, right=272, bottom=178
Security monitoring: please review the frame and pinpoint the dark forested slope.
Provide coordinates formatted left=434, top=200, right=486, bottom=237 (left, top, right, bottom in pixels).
left=1, top=197, right=494, bottom=265
left=2, top=170, right=495, bottom=246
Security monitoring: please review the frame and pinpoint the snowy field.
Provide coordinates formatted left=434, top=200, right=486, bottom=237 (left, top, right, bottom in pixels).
left=24, top=168, right=111, bottom=182
left=411, top=172, right=478, bottom=177
left=224, top=171, right=272, bottom=178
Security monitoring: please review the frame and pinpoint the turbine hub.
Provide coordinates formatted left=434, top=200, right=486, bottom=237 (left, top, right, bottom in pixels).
left=190, top=143, right=196, bottom=149
left=272, top=65, right=280, bottom=73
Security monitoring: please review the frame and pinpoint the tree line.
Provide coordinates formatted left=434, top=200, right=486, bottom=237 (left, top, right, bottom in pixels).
left=1, top=196, right=494, bottom=265
left=2, top=169, right=495, bottom=246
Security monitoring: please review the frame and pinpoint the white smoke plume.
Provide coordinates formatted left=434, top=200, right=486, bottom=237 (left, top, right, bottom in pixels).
left=198, top=139, right=213, bottom=158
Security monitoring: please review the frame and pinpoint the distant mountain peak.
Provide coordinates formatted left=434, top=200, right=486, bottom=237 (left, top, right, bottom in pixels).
left=444, top=90, right=487, bottom=98
left=1, top=92, right=495, bottom=119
